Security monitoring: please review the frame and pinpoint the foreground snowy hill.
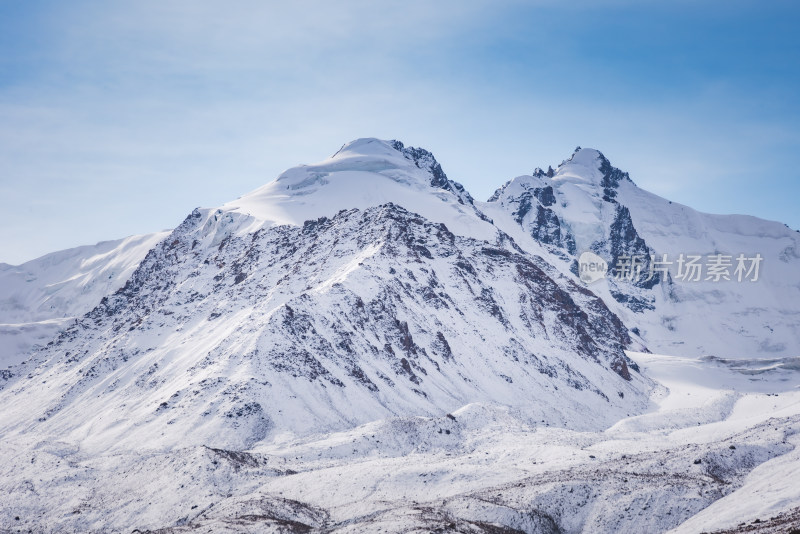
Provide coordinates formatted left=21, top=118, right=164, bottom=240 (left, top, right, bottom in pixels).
left=1, top=352, right=797, bottom=532
left=484, top=147, right=800, bottom=359
left=1, top=138, right=798, bottom=532
left=0, top=232, right=168, bottom=366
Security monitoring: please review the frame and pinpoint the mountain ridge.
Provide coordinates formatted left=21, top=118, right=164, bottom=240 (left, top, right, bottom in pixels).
left=1, top=199, right=649, bottom=452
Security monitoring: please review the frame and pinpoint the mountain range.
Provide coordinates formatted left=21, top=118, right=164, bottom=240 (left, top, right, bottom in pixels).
left=0, top=138, right=798, bottom=533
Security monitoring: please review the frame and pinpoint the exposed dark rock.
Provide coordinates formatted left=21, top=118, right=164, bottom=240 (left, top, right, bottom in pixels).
left=390, top=140, right=474, bottom=205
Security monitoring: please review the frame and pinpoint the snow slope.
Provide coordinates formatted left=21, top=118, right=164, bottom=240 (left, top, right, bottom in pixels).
left=0, top=351, right=796, bottom=532
left=0, top=232, right=169, bottom=366
left=485, top=147, right=800, bottom=359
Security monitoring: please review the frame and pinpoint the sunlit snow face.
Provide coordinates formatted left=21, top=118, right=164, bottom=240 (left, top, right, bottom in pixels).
left=578, top=251, right=608, bottom=284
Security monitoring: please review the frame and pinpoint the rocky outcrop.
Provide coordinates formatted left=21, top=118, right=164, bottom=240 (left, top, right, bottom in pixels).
left=390, top=140, right=474, bottom=205
left=489, top=148, right=658, bottom=311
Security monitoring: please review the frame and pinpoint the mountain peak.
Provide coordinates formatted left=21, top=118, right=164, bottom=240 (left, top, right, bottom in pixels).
left=487, top=147, right=633, bottom=205
left=249, top=137, right=466, bottom=199
left=212, top=138, right=495, bottom=244
left=562, top=146, right=607, bottom=165
left=556, top=147, right=630, bottom=185
left=330, top=137, right=403, bottom=160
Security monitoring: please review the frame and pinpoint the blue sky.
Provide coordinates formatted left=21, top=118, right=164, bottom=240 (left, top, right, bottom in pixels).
left=1, top=0, right=799, bottom=264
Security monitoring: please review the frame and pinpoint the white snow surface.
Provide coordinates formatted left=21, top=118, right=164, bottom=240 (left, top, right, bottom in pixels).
left=0, top=232, right=169, bottom=365
left=1, top=351, right=797, bottom=532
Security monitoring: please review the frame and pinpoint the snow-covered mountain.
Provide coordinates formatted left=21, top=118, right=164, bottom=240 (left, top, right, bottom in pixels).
left=0, top=139, right=649, bottom=453
left=484, top=147, right=800, bottom=359
left=0, top=232, right=168, bottom=366
left=1, top=138, right=798, bottom=533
